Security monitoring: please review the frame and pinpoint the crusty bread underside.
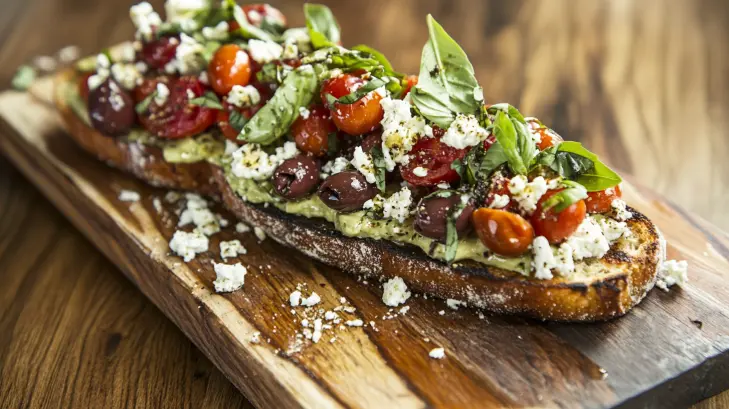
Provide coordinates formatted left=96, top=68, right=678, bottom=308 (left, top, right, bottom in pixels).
left=55, top=69, right=662, bottom=322
left=53, top=69, right=218, bottom=196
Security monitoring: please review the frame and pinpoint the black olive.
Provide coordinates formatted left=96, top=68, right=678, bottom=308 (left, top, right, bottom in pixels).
left=272, top=155, right=320, bottom=200
left=317, top=171, right=378, bottom=212
left=88, top=78, right=135, bottom=137
left=414, top=194, right=474, bottom=241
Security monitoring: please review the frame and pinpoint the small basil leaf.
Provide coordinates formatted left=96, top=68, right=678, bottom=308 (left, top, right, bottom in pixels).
left=304, top=4, right=341, bottom=49
left=228, top=110, right=248, bottom=133
left=324, top=93, right=338, bottom=110
left=201, top=41, right=221, bottom=63
left=370, top=145, right=387, bottom=193
left=450, top=159, right=465, bottom=180
left=492, top=111, right=527, bottom=175
left=302, top=47, right=384, bottom=75
left=352, top=45, right=395, bottom=73
left=135, top=90, right=157, bottom=114
left=326, top=132, right=340, bottom=157
left=240, top=65, right=318, bottom=145
left=478, top=141, right=509, bottom=177
left=444, top=200, right=467, bottom=264
left=189, top=91, right=224, bottom=109
left=225, top=0, right=277, bottom=42
left=488, top=103, right=526, bottom=124
left=513, top=117, right=537, bottom=169
left=336, top=77, right=386, bottom=104
left=552, top=141, right=622, bottom=191
left=541, top=180, right=588, bottom=213
left=410, top=15, right=481, bottom=128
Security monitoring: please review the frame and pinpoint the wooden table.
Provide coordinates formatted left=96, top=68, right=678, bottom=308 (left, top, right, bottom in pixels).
left=0, top=0, right=727, bottom=407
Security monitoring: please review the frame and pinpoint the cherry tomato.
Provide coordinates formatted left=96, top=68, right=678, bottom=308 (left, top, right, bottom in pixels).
left=402, top=75, right=418, bottom=97
left=585, top=185, right=622, bottom=214
left=528, top=121, right=564, bottom=151
left=400, top=136, right=467, bottom=186
left=483, top=171, right=516, bottom=210
left=531, top=189, right=587, bottom=244
left=321, top=73, right=384, bottom=136
left=133, top=77, right=162, bottom=103
left=207, top=44, right=252, bottom=96
left=78, top=72, right=93, bottom=102
left=139, top=37, right=178, bottom=70
left=291, top=105, right=336, bottom=156
left=137, top=76, right=216, bottom=139
left=472, top=208, right=535, bottom=256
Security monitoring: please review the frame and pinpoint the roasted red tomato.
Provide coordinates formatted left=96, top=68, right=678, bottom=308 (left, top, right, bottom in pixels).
left=229, top=4, right=287, bottom=31
left=402, top=75, right=418, bottom=97
left=137, top=76, right=216, bottom=139
left=400, top=136, right=467, bottom=187
left=531, top=189, right=587, bottom=244
left=321, top=73, right=384, bottom=136
left=585, top=185, right=622, bottom=214
left=472, top=208, right=535, bottom=256
left=208, top=44, right=252, bottom=96
left=291, top=105, right=336, bottom=157
left=139, top=37, right=178, bottom=70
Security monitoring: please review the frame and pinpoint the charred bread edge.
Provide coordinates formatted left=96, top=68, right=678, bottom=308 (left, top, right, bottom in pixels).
left=53, top=69, right=219, bottom=196
left=214, top=167, right=662, bottom=322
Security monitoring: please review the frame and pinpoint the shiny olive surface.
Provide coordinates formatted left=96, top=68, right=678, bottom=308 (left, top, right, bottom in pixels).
left=272, top=156, right=320, bottom=200
left=414, top=194, right=474, bottom=241
left=317, top=171, right=378, bottom=212
left=88, top=78, right=135, bottom=137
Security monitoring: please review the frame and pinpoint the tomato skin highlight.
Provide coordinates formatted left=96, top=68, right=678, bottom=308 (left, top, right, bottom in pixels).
left=139, top=37, right=178, bottom=70
left=472, top=208, right=535, bottom=256
left=531, top=189, right=587, bottom=244
left=137, top=76, right=216, bottom=140
left=207, top=44, right=252, bottom=96
left=291, top=105, right=336, bottom=157
left=400, top=136, right=467, bottom=187
left=321, top=73, right=385, bottom=136
left=585, top=185, right=622, bottom=214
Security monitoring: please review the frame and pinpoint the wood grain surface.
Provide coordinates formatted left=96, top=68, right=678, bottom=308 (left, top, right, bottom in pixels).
left=0, top=0, right=728, bottom=408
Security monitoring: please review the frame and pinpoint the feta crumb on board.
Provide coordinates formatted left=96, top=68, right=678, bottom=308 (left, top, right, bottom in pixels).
left=212, top=262, right=247, bottom=293
left=169, top=230, right=208, bottom=262
left=446, top=299, right=464, bottom=310
left=220, top=240, right=246, bottom=259
left=289, top=290, right=302, bottom=307
left=177, top=193, right=220, bottom=236
left=656, top=259, right=689, bottom=291
left=118, top=189, right=140, bottom=202
left=235, top=222, right=251, bottom=233
left=382, top=277, right=411, bottom=307
left=302, top=292, right=321, bottom=307
left=254, top=227, right=267, bottom=241
left=250, top=332, right=261, bottom=344
left=429, top=347, right=445, bottom=359
left=346, top=319, right=364, bottom=327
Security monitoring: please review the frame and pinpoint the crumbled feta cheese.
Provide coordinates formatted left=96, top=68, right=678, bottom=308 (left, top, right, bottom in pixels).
left=212, top=262, right=247, bottom=293
left=302, top=292, right=321, bottom=307
left=312, top=319, right=323, bottom=343
left=235, top=222, right=251, bottom=233
left=231, top=142, right=299, bottom=180
left=429, top=347, right=445, bottom=359
left=656, top=260, right=689, bottom=291
left=399, top=306, right=410, bottom=314
left=110, top=43, right=136, bottom=63
left=289, top=290, right=302, bottom=307
left=247, top=39, right=283, bottom=64
left=553, top=243, right=575, bottom=276
left=202, top=21, right=229, bottom=41
left=351, top=146, right=376, bottom=184
left=508, top=175, right=549, bottom=215
left=225, top=140, right=239, bottom=155
left=598, top=217, right=632, bottom=242
left=364, top=187, right=413, bottom=223
left=489, top=194, right=510, bottom=209
left=298, top=106, right=311, bottom=120
left=220, top=240, right=246, bottom=259
left=164, top=0, right=208, bottom=32
left=531, top=236, right=556, bottom=280
left=412, top=167, right=428, bottom=177
left=118, top=189, right=140, bottom=202
left=254, top=227, right=267, bottom=241
left=379, top=97, right=426, bottom=171
left=32, top=55, right=56, bottom=72
left=155, top=83, right=170, bottom=106
left=169, top=33, right=205, bottom=74
left=110, top=62, right=142, bottom=90
left=152, top=197, right=163, bottom=213
left=169, top=229, right=209, bottom=262
left=177, top=193, right=220, bottom=236
left=324, top=311, right=338, bottom=321
left=87, top=74, right=106, bottom=91
left=281, top=42, right=298, bottom=60
left=346, top=319, right=364, bottom=327
left=57, top=45, right=81, bottom=64
left=227, top=84, right=261, bottom=108
left=321, top=157, right=349, bottom=178
left=250, top=332, right=261, bottom=343
left=382, top=277, right=411, bottom=307
left=446, top=299, right=464, bottom=310
left=130, top=2, right=162, bottom=41
left=282, top=28, right=312, bottom=53
left=441, top=113, right=490, bottom=149
left=611, top=199, right=633, bottom=221
left=198, top=70, right=209, bottom=84
left=565, top=217, right=610, bottom=260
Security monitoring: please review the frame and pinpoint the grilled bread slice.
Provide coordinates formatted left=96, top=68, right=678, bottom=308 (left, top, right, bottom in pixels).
left=214, top=167, right=663, bottom=322
left=54, top=69, right=219, bottom=196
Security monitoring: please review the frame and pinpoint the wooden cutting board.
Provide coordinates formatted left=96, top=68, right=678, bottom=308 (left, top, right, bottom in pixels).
left=1, top=78, right=728, bottom=409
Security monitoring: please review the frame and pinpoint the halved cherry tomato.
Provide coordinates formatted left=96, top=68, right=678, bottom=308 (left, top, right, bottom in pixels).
left=528, top=122, right=564, bottom=151
left=531, top=189, right=586, bottom=244
left=402, top=75, right=418, bottom=97
left=321, top=73, right=384, bottom=136
left=585, top=185, right=622, bottom=214
left=229, top=4, right=287, bottom=31
left=483, top=170, right=516, bottom=210
left=291, top=105, right=336, bottom=156
left=139, top=37, right=178, bottom=70
left=137, top=76, right=216, bottom=139
left=400, top=136, right=467, bottom=186
left=78, top=72, right=93, bottom=102
left=207, top=44, right=252, bottom=96
left=472, top=208, right=535, bottom=256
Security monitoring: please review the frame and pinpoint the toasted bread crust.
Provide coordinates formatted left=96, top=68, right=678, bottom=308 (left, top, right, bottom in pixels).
left=54, top=69, right=218, bottom=196
left=214, top=167, right=661, bottom=322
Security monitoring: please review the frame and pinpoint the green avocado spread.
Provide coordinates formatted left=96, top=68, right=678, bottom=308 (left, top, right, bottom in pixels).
left=63, top=77, right=225, bottom=164
left=223, top=165, right=531, bottom=274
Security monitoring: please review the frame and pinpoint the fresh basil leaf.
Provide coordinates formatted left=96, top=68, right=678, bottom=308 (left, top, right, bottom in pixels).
left=488, top=103, right=526, bottom=124
left=336, top=77, right=387, bottom=104
left=513, top=117, right=537, bottom=170
left=228, top=110, right=248, bottom=133
left=533, top=147, right=595, bottom=180
left=478, top=141, right=509, bottom=177
left=352, top=45, right=394, bottom=73
left=541, top=180, right=588, bottom=213
left=240, top=65, right=318, bottom=145
left=201, top=41, right=221, bottom=63
left=451, top=159, right=465, bottom=180
left=189, top=91, right=224, bottom=109
left=256, top=62, right=293, bottom=84
left=304, top=4, right=341, bottom=49
left=324, top=93, right=338, bottom=110
left=493, top=111, right=528, bottom=174
left=135, top=90, right=157, bottom=114
left=370, top=145, right=387, bottom=193
left=225, top=0, right=277, bottom=42
left=445, top=199, right=467, bottom=264
left=552, top=141, right=622, bottom=191
left=11, top=65, right=36, bottom=90
left=410, top=15, right=481, bottom=128
left=302, top=47, right=388, bottom=76
left=326, top=132, right=339, bottom=157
